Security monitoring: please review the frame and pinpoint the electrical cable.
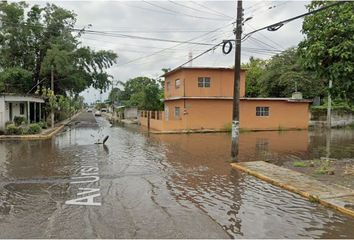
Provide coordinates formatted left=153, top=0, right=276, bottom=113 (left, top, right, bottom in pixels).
left=168, top=1, right=233, bottom=20
left=142, top=0, right=229, bottom=21
left=242, top=1, right=346, bottom=40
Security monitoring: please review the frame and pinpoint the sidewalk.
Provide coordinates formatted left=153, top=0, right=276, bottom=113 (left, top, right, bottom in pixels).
left=0, top=111, right=82, bottom=141
left=231, top=161, right=354, bottom=217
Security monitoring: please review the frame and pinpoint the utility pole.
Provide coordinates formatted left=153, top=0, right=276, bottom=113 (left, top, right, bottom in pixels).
left=51, top=65, right=55, bottom=128
left=231, top=0, right=243, bottom=161
left=326, top=79, right=332, bottom=129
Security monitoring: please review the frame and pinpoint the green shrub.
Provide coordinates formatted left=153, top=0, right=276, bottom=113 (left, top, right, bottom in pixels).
left=5, top=121, right=13, bottom=127
left=5, top=124, right=22, bottom=135
left=24, top=123, right=42, bottom=135
left=38, top=121, right=48, bottom=129
left=293, top=161, right=307, bottom=167
left=0, top=129, right=4, bottom=135
left=223, top=123, right=232, bottom=132
left=13, top=116, right=27, bottom=126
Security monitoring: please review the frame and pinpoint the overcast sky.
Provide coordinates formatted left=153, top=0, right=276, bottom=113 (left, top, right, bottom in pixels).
left=29, top=0, right=309, bottom=103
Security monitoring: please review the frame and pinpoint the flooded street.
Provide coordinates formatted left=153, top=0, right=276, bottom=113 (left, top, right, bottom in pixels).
left=0, top=112, right=354, bottom=238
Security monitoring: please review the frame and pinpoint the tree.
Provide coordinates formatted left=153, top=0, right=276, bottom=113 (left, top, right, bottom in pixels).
left=248, top=48, right=326, bottom=99
left=108, top=76, right=163, bottom=110
left=299, top=1, right=354, bottom=105
left=0, top=2, right=117, bottom=95
left=108, top=87, right=123, bottom=105
left=242, top=57, right=266, bottom=97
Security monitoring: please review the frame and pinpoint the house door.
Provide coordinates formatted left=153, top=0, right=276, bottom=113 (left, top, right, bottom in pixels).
left=9, top=103, right=13, bottom=121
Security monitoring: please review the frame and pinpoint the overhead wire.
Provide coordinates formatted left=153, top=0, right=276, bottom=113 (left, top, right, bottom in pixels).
left=170, top=1, right=234, bottom=19
left=142, top=0, right=230, bottom=21
left=115, top=20, right=236, bottom=67
left=73, top=29, right=215, bottom=46
left=242, top=1, right=345, bottom=40
left=173, top=1, right=345, bottom=70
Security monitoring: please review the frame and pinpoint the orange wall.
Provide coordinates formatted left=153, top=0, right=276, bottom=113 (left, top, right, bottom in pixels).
left=240, top=100, right=310, bottom=130
left=141, top=99, right=310, bottom=131
left=164, top=68, right=246, bottom=99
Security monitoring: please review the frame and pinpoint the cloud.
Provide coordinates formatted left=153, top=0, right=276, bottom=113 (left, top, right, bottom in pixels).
left=27, top=0, right=309, bottom=103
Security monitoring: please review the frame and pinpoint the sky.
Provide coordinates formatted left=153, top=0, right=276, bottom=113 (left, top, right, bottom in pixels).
left=28, top=0, right=310, bottom=103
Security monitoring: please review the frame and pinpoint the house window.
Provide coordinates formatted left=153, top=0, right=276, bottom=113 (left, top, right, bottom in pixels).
left=198, top=77, right=211, bottom=88
left=256, top=107, right=269, bottom=116
left=20, top=103, right=25, bottom=115
left=175, top=79, right=180, bottom=89
left=166, top=81, right=170, bottom=91
left=174, top=107, right=180, bottom=119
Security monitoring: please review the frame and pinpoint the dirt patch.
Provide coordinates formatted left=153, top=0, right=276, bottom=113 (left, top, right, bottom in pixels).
left=282, top=158, right=354, bottom=190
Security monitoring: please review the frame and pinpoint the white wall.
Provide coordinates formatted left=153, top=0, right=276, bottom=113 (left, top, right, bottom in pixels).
left=0, top=97, right=4, bottom=130
left=124, top=107, right=138, bottom=119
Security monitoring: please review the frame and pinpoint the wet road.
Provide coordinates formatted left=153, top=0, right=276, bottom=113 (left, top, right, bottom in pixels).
left=0, top=112, right=354, bottom=238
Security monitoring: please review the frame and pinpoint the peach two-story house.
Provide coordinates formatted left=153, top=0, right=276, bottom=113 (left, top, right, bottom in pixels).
left=140, top=67, right=311, bottom=133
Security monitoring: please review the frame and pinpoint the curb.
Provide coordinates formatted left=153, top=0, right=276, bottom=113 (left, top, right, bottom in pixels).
left=231, top=162, right=354, bottom=218
left=0, top=111, right=82, bottom=141
left=0, top=125, right=64, bottom=141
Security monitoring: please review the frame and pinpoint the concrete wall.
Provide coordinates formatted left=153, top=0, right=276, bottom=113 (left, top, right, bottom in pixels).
left=124, top=107, right=138, bottom=119
left=310, top=109, right=354, bottom=127
left=165, top=68, right=246, bottom=99
left=140, top=99, right=310, bottom=132
left=0, top=97, right=5, bottom=130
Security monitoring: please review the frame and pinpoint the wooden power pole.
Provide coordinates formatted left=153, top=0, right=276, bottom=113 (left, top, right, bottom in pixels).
left=231, top=0, right=243, bottom=161
left=51, top=65, right=55, bottom=128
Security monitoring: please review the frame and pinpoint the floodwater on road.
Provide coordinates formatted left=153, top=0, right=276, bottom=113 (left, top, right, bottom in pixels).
left=0, top=113, right=354, bottom=238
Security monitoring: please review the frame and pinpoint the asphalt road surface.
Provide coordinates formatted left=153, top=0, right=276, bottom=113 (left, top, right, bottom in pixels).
left=0, top=112, right=354, bottom=238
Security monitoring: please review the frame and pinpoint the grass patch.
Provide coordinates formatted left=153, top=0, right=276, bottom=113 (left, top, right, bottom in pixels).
left=346, top=122, right=354, bottom=129
left=223, top=123, right=232, bottom=132
left=314, top=168, right=329, bottom=175
left=313, top=159, right=332, bottom=175
left=293, top=161, right=307, bottom=167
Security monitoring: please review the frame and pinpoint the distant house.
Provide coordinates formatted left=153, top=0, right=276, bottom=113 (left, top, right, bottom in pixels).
left=115, top=106, right=138, bottom=120
left=140, top=67, right=311, bottom=132
left=0, top=94, right=45, bottom=129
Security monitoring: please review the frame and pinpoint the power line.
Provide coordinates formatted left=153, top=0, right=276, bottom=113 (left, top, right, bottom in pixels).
left=169, top=0, right=234, bottom=19
left=122, top=2, right=228, bottom=22
left=176, top=42, right=224, bottom=69
left=173, top=0, right=233, bottom=19
left=74, top=29, right=215, bottom=46
left=242, top=1, right=346, bottom=39
left=172, top=1, right=346, bottom=72
left=191, top=1, right=235, bottom=19
left=116, top=20, right=236, bottom=67
left=142, top=0, right=229, bottom=21
left=247, top=36, right=280, bottom=51
left=244, top=22, right=285, bottom=50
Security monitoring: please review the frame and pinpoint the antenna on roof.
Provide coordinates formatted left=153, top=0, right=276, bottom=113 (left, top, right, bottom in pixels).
left=188, top=51, right=193, bottom=67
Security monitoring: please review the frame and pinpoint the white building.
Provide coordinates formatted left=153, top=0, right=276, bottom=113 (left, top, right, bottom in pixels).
left=0, top=94, right=45, bottom=130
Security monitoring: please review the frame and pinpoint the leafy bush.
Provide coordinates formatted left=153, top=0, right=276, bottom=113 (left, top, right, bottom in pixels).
left=0, top=129, right=4, bottom=135
left=293, top=161, right=307, bottom=167
left=5, top=124, right=23, bottom=135
left=5, top=121, right=13, bottom=127
left=24, top=124, right=42, bottom=135
left=13, top=116, right=27, bottom=126
left=38, top=121, right=48, bottom=129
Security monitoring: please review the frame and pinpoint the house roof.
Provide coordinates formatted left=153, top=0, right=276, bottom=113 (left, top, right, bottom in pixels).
left=0, top=94, right=45, bottom=103
left=162, top=66, right=246, bottom=78
left=164, top=96, right=312, bottom=103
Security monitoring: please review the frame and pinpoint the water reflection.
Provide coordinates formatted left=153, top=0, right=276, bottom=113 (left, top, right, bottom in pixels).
left=149, top=129, right=354, bottom=238
left=0, top=122, right=354, bottom=238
